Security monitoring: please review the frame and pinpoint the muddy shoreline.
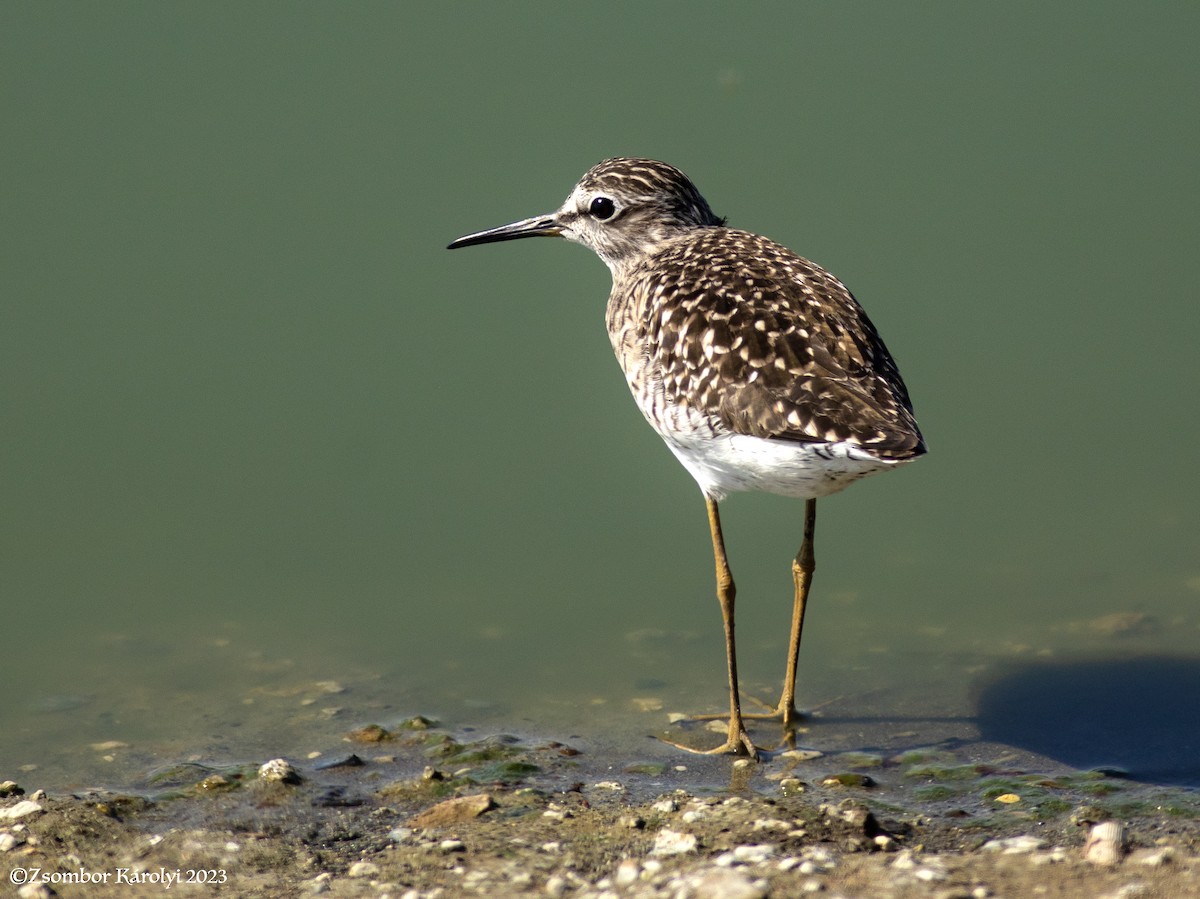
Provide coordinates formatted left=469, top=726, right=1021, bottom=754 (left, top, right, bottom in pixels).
left=4, top=715, right=1200, bottom=898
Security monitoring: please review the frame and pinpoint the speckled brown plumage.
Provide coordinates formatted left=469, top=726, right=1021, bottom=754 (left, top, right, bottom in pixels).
left=609, top=224, right=923, bottom=457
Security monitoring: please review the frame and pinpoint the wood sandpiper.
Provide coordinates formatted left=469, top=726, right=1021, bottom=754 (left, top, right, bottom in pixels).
left=448, top=157, right=925, bottom=759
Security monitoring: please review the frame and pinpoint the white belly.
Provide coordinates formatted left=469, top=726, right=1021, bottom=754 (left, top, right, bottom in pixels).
left=661, top=429, right=907, bottom=502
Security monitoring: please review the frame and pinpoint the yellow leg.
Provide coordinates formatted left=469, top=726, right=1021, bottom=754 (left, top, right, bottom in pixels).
left=778, top=497, right=816, bottom=723
left=661, top=497, right=759, bottom=758
left=736, top=497, right=815, bottom=727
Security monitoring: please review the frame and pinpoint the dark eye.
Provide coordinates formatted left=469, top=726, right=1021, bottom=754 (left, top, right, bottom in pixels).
left=589, top=196, right=616, bottom=220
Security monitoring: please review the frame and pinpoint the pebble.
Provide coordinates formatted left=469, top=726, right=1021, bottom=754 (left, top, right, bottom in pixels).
left=714, top=844, right=775, bottom=866
left=751, top=818, right=790, bottom=832
left=651, top=829, right=698, bottom=856
left=347, top=860, right=380, bottom=878
left=688, top=869, right=766, bottom=899
left=779, top=748, right=823, bottom=762
left=779, top=777, right=806, bottom=796
left=0, top=800, right=43, bottom=821
left=409, top=793, right=495, bottom=827
left=258, top=758, right=301, bottom=784
left=1131, top=847, right=1174, bottom=867
left=304, top=872, right=331, bottom=893
left=980, top=834, right=1046, bottom=854
left=545, top=874, right=567, bottom=897
left=0, top=832, right=19, bottom=851
left=439, top=839, right=466, bottom=852
left=614, top=859, right=640, bottom=886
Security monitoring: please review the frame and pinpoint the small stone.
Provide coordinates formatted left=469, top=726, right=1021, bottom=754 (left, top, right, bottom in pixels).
left=780, top=777, right=806, bottom=796
left=0, top=800, right=43, bottom=821
left=439, top=839, right=466, bottom=852
left=409, top=793, right=495, bottom=827
left=994, top=793, right=1021, bottom=804
left=0, top=782, right=22, bottom=798
left=1131, top=847, right=1174, bottom=867
left=1037, top=847, right=1069, bottom=865
left=619, top=815, right=646, bottom=829
left=779, top=748, right=823, bottom=762
left=1084, top=820, right=1126, bottom=866
left=312, top=753, right=363, bottom=771
left=732, top=844, right=776, bottom=864
left=387, top=827, right=414, bottom=843
left=631, top=697, right=663, bottom=712
left=348, top=724, right=391, bottom=743
left=347, top=860, right=379, bottom=877
left=614, top=859, right=640, bottom=886
left=545, top=875, right=567, bottom=898
left=690, top=869, right=765, bottom=899
left=28, top=790, right=45, bottom=802
left=821, top=772, right=875, bottom=788
left=752, top=818, right=790, bottom=832
left=981, top=835, right=1045, bottom=854
left=652, top=798, right=679, bottom=813
left=304, top=872, right=331, bottom=894
left=18, top=884, right=55, bottom=899
left=1070, top=804, right=1107, bottom=826
left=651, top=828, right=698, bottom=856
left=0, top=832, right=19, bottom=851
left=258, top=758, right=301, bottom=784
left=197, top=774, right=232, bottom=791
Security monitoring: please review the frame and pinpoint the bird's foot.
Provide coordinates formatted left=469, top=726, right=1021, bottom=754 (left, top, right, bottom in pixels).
left=658, top=726, right=763, bottom=761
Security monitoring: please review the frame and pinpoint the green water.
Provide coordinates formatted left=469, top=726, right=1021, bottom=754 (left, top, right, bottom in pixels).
left=3, top=3, right=1198, bottom=787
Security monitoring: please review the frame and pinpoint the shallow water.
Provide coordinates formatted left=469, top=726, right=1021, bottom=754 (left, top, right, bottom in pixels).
left=3, top=5, right=1198, bottom=792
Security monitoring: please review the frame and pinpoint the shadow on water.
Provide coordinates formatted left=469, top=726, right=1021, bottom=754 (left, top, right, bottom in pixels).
left=974, top=654, right=1200, bottom=787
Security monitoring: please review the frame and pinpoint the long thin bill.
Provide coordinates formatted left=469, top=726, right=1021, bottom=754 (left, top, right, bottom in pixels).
left=447, top=214, right=561, bottom=250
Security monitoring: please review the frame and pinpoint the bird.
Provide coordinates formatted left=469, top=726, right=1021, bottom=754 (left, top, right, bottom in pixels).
left=447, top=157, right=925, bottom=758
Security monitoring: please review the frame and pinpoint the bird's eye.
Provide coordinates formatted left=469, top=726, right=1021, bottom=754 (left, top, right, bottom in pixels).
left=589, top=196, right=616, bottom=220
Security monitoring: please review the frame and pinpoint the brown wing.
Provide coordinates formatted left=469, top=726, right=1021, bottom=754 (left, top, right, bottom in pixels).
left=640, top=228, right=924, bottom=459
